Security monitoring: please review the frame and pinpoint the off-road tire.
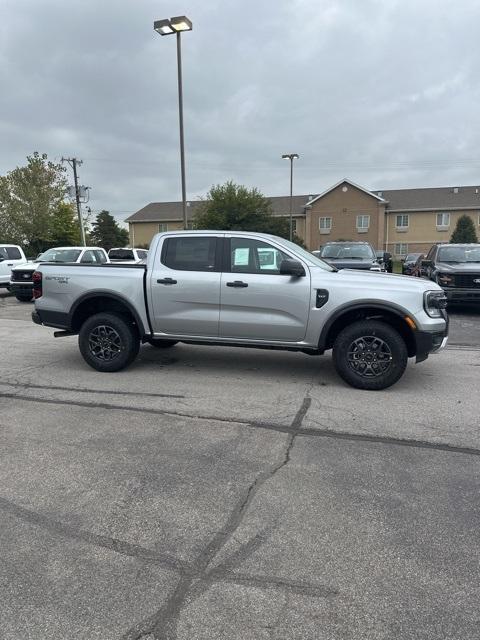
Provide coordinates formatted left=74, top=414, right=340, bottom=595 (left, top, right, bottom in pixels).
left=332, top=320, right=408, bottom=390
left=147, top=339, right=178, bottom=349
left=78, top=313, right=140, bottom=372
left=15, top=293, right=33, bottom=302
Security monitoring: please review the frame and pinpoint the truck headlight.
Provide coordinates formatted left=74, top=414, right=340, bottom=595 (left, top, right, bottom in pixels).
left=436, top=273, right=454, bottom=286
left=424, top=290, right=447, bottom=318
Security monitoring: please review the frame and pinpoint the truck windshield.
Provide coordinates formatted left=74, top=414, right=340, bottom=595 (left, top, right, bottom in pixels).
left=320, top=244, right=375, bottom=259
left=39, top=249, right=82, bottom=262
left=437, top=245, right=480, bottom=263
left=278, top=239, right=335, bottom=271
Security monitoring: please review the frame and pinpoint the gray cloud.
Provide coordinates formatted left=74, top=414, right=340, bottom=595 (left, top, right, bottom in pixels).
left=1, top=0, right=480, bottom=224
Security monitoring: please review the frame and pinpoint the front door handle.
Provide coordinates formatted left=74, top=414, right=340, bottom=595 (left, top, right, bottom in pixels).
left=157, top=278, right=177, bottom=285
left=226, top=280, right=248, bottom=288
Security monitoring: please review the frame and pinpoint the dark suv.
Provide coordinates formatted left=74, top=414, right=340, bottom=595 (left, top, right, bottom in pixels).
left=317, top=242, right=382, bottom=271
left=423, top=243, right=480, bottom=303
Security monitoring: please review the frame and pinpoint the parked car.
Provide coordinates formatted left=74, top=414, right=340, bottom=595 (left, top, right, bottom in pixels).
left=10, top=246, right=109, bottom=302
left=422, top=243, right=480, bottom=304
left=375, top=250, right=393, bottom=273
left=108, top=248, right=148, bottom=263
left=402, top=253, right=424, bottom=277
left=317, top=241, right=382, bottom=271
left=32, top=231, right=448, bottom=390
left=0, top=244, right=27, bottom=289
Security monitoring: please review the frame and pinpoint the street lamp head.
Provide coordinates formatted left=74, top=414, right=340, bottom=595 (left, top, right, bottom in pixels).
left=170, top=16, right=193, bottom=32
left=154, top=19, right=175, bottom=35
left=282, top=153, right=299, bottom=160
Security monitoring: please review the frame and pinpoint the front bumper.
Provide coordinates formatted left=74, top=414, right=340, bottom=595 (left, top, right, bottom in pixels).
left=443, top=287, right=480, bottom=304
left=414, top=310, right=449, bottom=363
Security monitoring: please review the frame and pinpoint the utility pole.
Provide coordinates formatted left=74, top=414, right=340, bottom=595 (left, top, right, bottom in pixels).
left=62, top=157, right=86, bottom=246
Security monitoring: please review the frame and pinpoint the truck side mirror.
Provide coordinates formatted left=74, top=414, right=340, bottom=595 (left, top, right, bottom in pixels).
left=280, top=259, right=305, bottom=277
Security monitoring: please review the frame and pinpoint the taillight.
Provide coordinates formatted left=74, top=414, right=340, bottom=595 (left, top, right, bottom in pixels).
left=33, top=271, right=42, bottom=299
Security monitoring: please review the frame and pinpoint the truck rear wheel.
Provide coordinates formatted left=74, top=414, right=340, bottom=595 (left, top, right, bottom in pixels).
left=78, top=313, right=140, bottom=372
left=332, top=320, right=408, bottom=390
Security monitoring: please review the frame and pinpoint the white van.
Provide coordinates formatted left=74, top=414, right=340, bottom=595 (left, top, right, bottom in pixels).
left=0, top=245, right=27, bottom=288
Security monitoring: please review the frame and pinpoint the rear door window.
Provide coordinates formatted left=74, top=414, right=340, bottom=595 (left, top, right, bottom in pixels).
left=162, top=237, right=218, bottom=271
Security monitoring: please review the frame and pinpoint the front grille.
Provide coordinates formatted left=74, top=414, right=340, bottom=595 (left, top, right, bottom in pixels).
left=11, top=270, right=34, bottom=282
left=454, top=273, right=480, bottom=288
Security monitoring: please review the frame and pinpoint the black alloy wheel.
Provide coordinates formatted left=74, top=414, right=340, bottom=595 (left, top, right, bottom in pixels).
left=79, top=313, right=140, bottom=372
left=333, top=320, right=408, bottom=390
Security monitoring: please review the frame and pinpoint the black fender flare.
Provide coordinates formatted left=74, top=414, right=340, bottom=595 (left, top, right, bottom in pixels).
left=68, top=291, right=146, bottom=336
left=318, top=300, right=416, bottom=351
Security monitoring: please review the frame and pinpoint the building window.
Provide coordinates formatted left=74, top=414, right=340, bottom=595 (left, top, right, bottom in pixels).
left=356, top=215, right=370, bottom=232
left=158, top=223, right=169, bottom=232
left=396, top=214, right=409, bottom=230
left=291, top=219, right=297, bottom=233
left=436, top=213, right=450, bottom=229
left=319, top=217, right=332, bottom=234
left=394, top=243, right=408, bottom=257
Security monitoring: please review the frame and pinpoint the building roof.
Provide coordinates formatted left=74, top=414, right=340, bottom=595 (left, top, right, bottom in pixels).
left=306, top=178, right=386, bottom=207
left=126, top=183, right=480, bottom=223
left=373, top=185, right=480, bottom=211
left=125, top=194, right=318, bottom=222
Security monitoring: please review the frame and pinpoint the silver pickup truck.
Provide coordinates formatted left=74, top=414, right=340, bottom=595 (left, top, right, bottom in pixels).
left=31, top=231, right=448, bottom=390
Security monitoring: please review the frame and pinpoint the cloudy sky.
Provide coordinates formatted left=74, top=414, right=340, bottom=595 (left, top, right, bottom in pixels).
left=1, top=0, right=480, bottom=223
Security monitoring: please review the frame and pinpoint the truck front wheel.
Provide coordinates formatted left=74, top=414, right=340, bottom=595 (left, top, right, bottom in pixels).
left=79, top=313, right=140, bottom=372
left=332, top=320, right=408, bottom=390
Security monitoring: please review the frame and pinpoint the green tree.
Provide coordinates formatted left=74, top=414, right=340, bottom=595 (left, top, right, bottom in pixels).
left=0, top=152, right=68, bottom=253
left=49, top=202, right=81, bottom=247
left=194, top=181, right=304, bottom=245
left=90, top=210, right=129, bottom=251
left=450, top=214, right=478, bottom=243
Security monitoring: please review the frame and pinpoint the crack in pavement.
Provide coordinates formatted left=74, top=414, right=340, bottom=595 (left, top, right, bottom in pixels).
left=0, top=380, right=185, bottom=399
left=0, top=496, right=188, bottom=572
left=121, top=393, right=314, bottom=640
left=1, top=390, right=480, bottom=457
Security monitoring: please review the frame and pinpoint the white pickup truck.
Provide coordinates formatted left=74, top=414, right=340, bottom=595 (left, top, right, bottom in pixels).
left=0, top=244, right=27, bottom=289
left=31, top=231, right=448, bottom=390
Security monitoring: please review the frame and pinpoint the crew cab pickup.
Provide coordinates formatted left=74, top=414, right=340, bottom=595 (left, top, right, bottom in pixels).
left=31, top=231, right=448, bottom=390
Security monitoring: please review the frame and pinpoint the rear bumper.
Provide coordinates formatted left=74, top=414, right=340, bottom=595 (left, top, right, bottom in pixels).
left=415, top=311, right=449, bottom=363
left=32, top=309, right=71, bottom=330
left=443, top=287, right=480, bottom=303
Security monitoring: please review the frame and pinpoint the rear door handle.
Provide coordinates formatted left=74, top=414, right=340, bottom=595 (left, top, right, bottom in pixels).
left=157, top=278, right=177, bottom=285
left=226, top=280, right=248, bottom=288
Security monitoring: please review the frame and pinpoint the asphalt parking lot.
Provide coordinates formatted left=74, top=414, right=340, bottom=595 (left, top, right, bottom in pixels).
left=1, top=295, right=479, bottom=640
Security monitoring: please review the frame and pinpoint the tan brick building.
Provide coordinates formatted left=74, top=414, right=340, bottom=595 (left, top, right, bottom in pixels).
left=126, top=179, right=480, bottom=257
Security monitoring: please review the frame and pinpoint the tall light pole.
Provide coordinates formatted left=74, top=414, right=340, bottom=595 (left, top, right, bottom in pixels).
left=281, top=153, right=299, bottom=241
left=154, top=16, right=192, bottom=230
